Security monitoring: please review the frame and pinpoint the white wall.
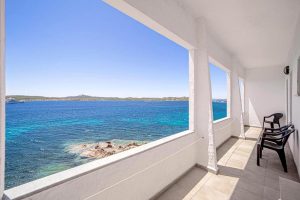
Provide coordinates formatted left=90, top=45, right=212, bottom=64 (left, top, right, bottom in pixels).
left=244, top=67, right=286, bottom=127
left=214, top=119, right=232, bottom=147
left=287, top=14, right=300, bottom=176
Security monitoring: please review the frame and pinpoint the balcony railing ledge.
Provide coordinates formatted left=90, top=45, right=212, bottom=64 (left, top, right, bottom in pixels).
left=213, top=116, right=231, bottom=124
left=3, top=129, right=195, bottom=200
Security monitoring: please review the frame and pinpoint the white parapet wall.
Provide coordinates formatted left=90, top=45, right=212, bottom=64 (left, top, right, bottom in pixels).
left=4, top=131, right=206, bottom=200
left=213, top=118, right=233, bottom=148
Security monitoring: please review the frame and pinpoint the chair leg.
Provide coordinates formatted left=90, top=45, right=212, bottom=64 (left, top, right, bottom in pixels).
left=260, top=139, right=263, bottom=158
left=257, top=144, right=261, bottom=166
left=277, top=150, right=288, bottom=172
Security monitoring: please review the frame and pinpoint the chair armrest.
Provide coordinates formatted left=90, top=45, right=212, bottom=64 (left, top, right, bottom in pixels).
left=263, top=132, right=283, bottom=136
left=262, top=136, right=283, bottom=142
left=264, top=124, right=293, bottom=133
left=262, top=130, right=293, bottom=141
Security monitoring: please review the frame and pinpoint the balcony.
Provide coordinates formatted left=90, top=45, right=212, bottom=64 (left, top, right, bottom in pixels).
left=1, top=0, right=300, bottom=200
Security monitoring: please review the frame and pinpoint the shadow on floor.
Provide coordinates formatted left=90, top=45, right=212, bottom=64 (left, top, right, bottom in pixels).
left=154, top=167, right=208, bottom=200
left=217, top=138, right=239, bottom=162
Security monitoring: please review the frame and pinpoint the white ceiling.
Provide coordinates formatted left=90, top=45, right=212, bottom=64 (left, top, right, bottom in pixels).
left=179, top=0, right=300, bottom=68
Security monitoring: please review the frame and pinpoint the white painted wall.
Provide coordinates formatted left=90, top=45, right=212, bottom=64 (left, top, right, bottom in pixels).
left=244, top=67, right=286, bottom=127
left=287, top=15, right=300, bottom=177
left=214, top=119, right=232, bottom=147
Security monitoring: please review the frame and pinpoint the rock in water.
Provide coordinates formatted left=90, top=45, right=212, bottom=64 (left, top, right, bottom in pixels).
left=67, top=140, right=147, bottom=159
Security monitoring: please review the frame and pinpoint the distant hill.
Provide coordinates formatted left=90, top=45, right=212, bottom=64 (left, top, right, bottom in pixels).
left=212, top=99, right=227, bottom=103
left=6, top=95, right=189, bottom=102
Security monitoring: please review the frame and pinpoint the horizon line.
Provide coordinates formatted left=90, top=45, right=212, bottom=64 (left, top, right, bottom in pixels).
left=6, top=94, right=227, bottom=100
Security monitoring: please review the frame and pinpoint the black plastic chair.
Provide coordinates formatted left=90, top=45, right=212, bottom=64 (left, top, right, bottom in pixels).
left=257, top=125, right=295, bottom=172
left=263, top=113, right=283, bottom=129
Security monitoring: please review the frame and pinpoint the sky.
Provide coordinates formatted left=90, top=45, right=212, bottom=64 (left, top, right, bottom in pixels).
left=6, top=0, right=227, bottom=99
left=209, top=63, right=228, bottom=99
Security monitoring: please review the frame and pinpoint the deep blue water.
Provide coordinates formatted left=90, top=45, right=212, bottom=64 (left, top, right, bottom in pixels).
left=212, top=101, right=227, bottom=120
left=5, top=101, right=226, bottom=189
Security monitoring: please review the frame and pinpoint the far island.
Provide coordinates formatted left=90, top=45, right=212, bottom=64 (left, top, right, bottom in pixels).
left=6, top=95, right=227, bottom=103
left=6, top=95, right=189, bottom=102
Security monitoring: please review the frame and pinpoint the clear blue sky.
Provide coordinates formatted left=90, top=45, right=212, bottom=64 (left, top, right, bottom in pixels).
left=209, top=63, right=228, bottom=99
left=6, top=0, right=226, bottom=99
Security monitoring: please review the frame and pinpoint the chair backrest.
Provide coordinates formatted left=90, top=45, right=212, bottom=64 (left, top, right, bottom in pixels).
left=282, top=125, right=295, bottom=146
left=273, top=113, right=283, bottom=124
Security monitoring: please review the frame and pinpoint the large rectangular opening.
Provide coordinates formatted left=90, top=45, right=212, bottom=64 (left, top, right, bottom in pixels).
left=209, top=57, right=230, bottom=121
left=4, top=0, right=189, bottom=189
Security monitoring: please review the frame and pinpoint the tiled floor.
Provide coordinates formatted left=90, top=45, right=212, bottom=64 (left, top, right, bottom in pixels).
left=155, top=127, right=299, bottom=200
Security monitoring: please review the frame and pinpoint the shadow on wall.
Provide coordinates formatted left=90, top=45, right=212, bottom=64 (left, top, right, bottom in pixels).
left=245, top=98, right=286, bottom=127
left=248, top=99, right=261, bottom=127
left=243, top=67, right=286, bottom=127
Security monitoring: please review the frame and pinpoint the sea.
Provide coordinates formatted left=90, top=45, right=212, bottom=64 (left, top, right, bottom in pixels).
left=5, top=101, right=226, bottom=189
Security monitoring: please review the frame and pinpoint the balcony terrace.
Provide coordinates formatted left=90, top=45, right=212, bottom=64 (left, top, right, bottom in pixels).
left=1, top=0, right=300, bottom=200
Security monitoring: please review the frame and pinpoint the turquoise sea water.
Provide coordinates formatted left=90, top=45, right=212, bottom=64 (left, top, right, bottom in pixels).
left=5, top=101, right=226, bottom=189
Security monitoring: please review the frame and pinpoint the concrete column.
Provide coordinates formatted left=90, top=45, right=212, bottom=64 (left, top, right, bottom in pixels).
left=231, top=58, right=245, bottom=138
left=194, top=19, right=218, bottom=173
left=189, top=51, right=195, bottom=131
left=0, top=0, right=5, bottom=195
left=285, top=72, right=292, bottom=124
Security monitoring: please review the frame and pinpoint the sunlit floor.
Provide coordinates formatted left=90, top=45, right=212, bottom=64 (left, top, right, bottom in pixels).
left=155, top=127, right=299, bottom=200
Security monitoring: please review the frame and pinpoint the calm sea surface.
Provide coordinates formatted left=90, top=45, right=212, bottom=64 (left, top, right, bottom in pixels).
left=5, top=101, right=226, bottom=189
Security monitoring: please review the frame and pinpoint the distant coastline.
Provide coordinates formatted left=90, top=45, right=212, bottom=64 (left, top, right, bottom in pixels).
left=6, top=95, right=227, bottom=102
left=6, top=95, right=189, bottom=102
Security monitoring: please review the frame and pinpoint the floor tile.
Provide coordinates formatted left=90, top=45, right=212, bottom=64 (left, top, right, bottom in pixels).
left=263, top=186, right=280, bottom=200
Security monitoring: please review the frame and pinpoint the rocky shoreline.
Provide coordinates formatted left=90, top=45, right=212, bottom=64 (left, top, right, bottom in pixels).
left=67, top=140, right=147, bottom=159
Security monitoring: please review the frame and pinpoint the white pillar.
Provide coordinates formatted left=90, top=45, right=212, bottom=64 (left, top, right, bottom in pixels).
left=231, top=58, right=245, bottom=138
left=189, top=51, right=195, bottom=131
left=285, top=71, right=292, bottom=124
left=194, top=19, right=218, bottom=173
left=0, top=0, right=5, bottom=195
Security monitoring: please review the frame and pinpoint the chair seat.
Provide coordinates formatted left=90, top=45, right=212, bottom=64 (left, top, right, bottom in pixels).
left=263, top=140, right=283, bottom=150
